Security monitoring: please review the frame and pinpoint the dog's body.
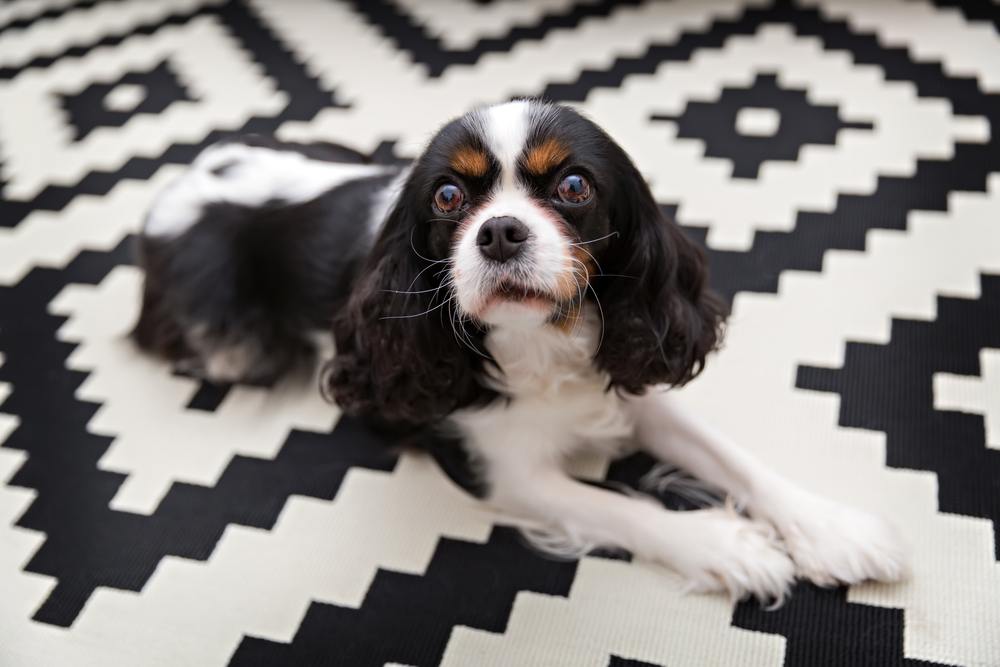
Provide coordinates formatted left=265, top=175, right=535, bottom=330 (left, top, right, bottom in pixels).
left=134, top=136, right=402, bottom=382
left=135, top=101, right=906, bottom=602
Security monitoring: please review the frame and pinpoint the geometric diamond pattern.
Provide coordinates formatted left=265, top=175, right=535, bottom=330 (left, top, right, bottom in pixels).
left=59, top=60, right=196, bottom=141
left=1, top=1, right=999, bottom=666
left=651, top=73, right=874, bottom=179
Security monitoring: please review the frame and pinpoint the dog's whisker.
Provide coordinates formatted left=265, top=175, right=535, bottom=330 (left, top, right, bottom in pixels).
left=570, top=231, right=619, bottom=247
left=408, top=227, right=448, bottom=265
left=380, top=286, right=442, bottom=295
left=572, top=244, right=605, bottom=276
left=379, top=295, right=454, bottom=320
left=404, top=256, right=453, bottom=293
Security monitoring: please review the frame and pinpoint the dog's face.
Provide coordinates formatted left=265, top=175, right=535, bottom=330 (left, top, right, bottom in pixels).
left=409, top=101, right=615, bottom=327
left=329, top=100, right=725, bottom=428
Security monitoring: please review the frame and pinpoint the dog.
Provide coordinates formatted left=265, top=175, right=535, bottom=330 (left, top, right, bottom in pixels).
left=134, top=100, right=907, bottom=602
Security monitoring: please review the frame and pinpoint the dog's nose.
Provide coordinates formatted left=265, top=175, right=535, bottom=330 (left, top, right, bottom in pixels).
left=476, top=216, right=529, bottom=263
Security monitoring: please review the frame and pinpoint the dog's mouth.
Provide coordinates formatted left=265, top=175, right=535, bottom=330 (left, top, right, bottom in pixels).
left=476, top=280, right=558, bottom=321
left=490, top=281, right=552, bottom=303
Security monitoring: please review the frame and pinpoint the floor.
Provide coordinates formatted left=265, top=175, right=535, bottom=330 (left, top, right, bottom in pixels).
left=0, top=0, right=998, bottom=665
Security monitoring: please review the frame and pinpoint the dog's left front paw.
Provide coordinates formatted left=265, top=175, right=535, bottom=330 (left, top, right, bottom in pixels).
left=764, top=491, right=909, bottom=587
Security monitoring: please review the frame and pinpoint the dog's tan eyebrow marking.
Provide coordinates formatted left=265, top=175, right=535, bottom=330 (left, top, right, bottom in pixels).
left=523, top=138, right=570, bottom=175
left=450, top=146, right=490, bottom=177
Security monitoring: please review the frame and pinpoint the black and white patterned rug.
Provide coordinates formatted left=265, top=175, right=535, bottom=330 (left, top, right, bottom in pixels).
left=1, top=1, right=999, bottom=665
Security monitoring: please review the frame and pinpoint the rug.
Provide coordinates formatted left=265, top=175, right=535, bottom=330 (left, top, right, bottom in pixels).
left=1, top=1, right=998, bottom=665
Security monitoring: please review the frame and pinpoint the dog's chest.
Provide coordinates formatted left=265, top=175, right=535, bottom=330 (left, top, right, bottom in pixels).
left=453, top=316, right=634, bottom=452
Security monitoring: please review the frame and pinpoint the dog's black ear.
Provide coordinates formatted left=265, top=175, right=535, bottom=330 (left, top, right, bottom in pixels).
left=593, top=151, right=726, bottom=393
left=323, top=180, right=487, bottom=430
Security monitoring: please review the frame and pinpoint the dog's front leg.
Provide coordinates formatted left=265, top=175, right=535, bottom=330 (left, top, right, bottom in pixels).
left=625, top=389, right=908, bottom=587
left=464, top=427, right=795, bottom=602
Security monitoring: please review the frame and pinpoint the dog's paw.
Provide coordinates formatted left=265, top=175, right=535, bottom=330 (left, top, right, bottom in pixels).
left=643, top=508, right=796, bottom=605
left=767, top=491, right=909, bottom=587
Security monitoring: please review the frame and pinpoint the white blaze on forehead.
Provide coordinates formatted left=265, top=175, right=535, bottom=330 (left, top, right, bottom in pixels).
left=474, top=100, right=532, bottom=188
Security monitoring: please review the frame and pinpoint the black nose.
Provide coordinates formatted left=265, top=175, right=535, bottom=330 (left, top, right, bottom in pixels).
left=476, top=216, right=529, bottom=263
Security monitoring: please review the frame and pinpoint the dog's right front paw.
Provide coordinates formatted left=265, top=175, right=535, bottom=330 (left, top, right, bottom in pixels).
left=643, top=508, right=796, bottom=605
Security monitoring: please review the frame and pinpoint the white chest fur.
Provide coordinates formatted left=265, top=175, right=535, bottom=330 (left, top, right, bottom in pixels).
left=450, top=307, right=634, bottom=464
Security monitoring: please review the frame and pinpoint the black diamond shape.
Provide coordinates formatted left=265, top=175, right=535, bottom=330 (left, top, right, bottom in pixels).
left=1, top=0, right=349, bottom=230
left=651, top=73, right=873, bottom=179
left=57, top=60, right=197, bottom=141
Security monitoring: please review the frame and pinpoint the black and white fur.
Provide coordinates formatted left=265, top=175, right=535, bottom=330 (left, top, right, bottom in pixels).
left=135, top=135, right=401, bottom=382
left=135, top=100, right=907, bottom=602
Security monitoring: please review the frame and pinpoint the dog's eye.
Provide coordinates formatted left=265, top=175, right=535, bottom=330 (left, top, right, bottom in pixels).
left=556, top=174, right=591, bottom=204
left=433, top=183, right=464, bottom=214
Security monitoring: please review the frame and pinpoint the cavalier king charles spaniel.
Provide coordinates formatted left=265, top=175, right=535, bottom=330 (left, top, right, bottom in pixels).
left=134, top=100, right=907, bottom=602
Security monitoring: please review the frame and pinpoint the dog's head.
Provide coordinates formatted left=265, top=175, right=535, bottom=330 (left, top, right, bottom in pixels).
left=327, top=100, right=725, bottom=428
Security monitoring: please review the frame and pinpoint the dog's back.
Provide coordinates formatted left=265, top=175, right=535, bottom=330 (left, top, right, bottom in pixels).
left=133, top=137, right=401, bottom=383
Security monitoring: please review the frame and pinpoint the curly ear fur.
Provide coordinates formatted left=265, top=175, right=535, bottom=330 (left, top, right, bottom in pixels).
left=323, top=193, right=490, bottom=430
left=594, top=153, right=727, bottom=393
